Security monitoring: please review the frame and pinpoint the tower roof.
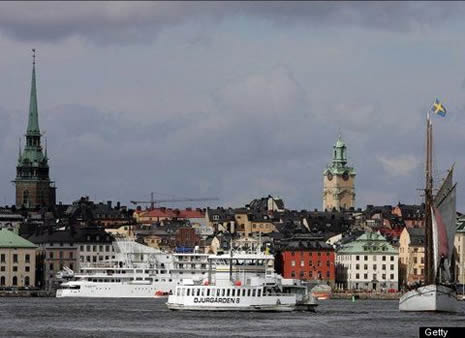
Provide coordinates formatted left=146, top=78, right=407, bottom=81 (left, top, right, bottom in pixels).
left=334, top=134, right=345, bottom=148
left=26, top=49, right=40, bottom=136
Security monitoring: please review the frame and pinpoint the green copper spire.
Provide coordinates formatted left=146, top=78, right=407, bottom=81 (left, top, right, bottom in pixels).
left=26, top=49, right=40, bottom=136
left=323, top=133, right=356, bottom=175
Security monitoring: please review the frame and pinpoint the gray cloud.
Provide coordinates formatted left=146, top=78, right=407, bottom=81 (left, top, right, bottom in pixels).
left=0, top=2, right=464, bottom=44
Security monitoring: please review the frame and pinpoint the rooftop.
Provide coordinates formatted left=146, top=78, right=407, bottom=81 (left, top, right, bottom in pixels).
left=0, top=229, right=37, bottom=248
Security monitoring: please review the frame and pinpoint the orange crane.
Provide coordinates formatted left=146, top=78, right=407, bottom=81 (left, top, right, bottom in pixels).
left=130, top=192, right=219, bottom=210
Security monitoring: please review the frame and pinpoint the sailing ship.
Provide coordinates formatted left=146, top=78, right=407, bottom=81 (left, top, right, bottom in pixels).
left=399, top=110, right=458, bottom=312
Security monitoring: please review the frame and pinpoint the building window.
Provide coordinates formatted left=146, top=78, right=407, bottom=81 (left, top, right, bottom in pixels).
left=13, top=254, right=18, bottom=263
left=356, top=255, right=360, bottom=261
left=23, top=190, right=29, bottom=206
left=382, top=274, right=386, bottom=280
left=49, top=263, right=54, bottom=270
left=300, top=260, right=304, bottom=267
left=25, top=254, right=30, bottom=263
left=390, top=264, right=394, bottom=270
left=364, top=274, right=368, bottom=280
left=364, top=256, right=368, bottom=261
left=382, top=264, right=386, bottom=270
left=0, top=266, right=5, bottom=272
left=12, top=276, right=18, bottom=286
left=356, top=273, right=360, bottom=279
left=382, top=256, right=386, bottom=261
left=364, top=264, right=368, bottom=270
left=373, top=264, right=377, bottom=270
left=13, top=266, right=18, bottom=272
left=0, top=254, right=5, bottom=263
left=291, top=271, right=295, bottom=278
left=25, top=266, right=30, bottom=272
left=25, top=276, right=30, bottom=286
left=291, top=260, right=296, bottom=267
left=414, top=257, right=417, bottom=264
left=0, top=276, right=5, bottom=285
left=49, top=252, right=54, bottom=259
left=356, top=264, right=360, bottom=270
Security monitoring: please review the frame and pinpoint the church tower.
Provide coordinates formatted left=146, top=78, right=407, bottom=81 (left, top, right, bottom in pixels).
left=322, top=135, right=355, bottom=211
left=13, top=50, right=56, bottom=209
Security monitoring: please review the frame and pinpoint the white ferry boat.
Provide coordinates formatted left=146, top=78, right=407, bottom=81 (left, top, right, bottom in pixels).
left=56, top=241, right=209, bottom=298
left=167, top=250, right=315, bottom=311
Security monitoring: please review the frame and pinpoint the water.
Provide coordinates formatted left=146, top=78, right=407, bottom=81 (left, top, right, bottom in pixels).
left=0, top=298, right=464, bottom=337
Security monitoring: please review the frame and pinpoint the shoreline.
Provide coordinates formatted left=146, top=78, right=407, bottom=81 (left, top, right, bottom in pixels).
left=331, top=292, right=400, bottom=300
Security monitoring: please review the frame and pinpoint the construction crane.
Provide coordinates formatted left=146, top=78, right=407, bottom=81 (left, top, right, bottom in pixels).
left=130, top=192, right=219, bottom=210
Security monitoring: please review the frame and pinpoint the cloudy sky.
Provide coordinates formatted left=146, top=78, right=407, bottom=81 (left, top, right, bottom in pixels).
left=1, top=1, right=465, bottom=210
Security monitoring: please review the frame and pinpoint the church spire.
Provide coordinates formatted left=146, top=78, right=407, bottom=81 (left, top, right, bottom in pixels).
left=26, top=48, right=40, bottom=136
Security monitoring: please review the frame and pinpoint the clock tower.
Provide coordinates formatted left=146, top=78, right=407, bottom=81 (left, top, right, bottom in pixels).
left=322, top=135, right=356, bottom=211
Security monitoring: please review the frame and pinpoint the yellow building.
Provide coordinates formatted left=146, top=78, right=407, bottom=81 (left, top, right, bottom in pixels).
left=323, top=135, right=356, bottom=211
left=399, top=227, right=425, bottom=286
left=0, top=229, right=37, bottom=288
left=234, top=210, right=276, bottom=237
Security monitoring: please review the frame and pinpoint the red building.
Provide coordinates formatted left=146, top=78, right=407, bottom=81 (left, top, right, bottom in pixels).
left=175, top=227, right=200, bottom=249
left=278, top=241, right=335, bottom=286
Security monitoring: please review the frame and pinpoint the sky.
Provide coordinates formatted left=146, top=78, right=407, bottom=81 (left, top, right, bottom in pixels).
left=1, top=1, right=465, bottom=211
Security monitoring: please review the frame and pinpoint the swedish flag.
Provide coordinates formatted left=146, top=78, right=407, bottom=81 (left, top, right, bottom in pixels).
left=431, top=98, right=446, bottom=117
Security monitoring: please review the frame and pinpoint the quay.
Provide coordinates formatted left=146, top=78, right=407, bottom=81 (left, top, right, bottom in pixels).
left=0, top=289, right=53, bottom=297
left=332, top=292, right=400, bottom=300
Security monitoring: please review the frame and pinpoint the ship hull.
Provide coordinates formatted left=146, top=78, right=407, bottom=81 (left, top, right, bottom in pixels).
left=399, top=284, right=457, bottom=312
left=56, top=281, right=176, bottom=298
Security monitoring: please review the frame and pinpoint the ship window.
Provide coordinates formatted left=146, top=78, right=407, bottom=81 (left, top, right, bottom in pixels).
left=247, top=289, right=251, bottom=297
left=187, top=289, right=190, bottom=296
left=201, top=289, right=205, bottom=297
left=197, top=288, right=200, bottom=296
left=242, top=289, right=246, bottom=297
left=207, top=289, right=210, bottom=296
left=231, top=289, right=235, bottom=297
left=222, top=289, right=225, bottom=297
left=252, top=289, right=256, bottom=297
left=258, top=289, right=261, bottom=297
left=217, top=289, right=221, bottom=296
left=227, top=289, right=230, bottom=297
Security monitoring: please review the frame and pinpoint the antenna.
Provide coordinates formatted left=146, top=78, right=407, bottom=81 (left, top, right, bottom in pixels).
left=32, top=48, right=36, bottom=65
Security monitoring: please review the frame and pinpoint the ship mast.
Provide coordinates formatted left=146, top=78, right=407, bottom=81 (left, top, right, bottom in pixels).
left=424, top=115, right=434, bottom=285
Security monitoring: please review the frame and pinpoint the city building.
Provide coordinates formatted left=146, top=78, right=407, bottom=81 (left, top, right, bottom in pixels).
left=336, top=232, right=398, bottom=291
left=322, top=135, right=356, bottom=211
left=277, top=240, right=335, bottom=285
left=13, top=51, right=56, bottom=209
left=454, top=216, right=465, bottom=285
left=0, top=229, right=37, bottom=288
left=398, top=227, right=424, bottom=286
left=27, top=226, right=113, bottom=290
left=392, top=203, right=425, bottom=228
left=0, top=208, right=24, bottom=233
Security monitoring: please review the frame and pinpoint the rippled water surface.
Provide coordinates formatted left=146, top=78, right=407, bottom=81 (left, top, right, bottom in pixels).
left=0, top=298, right=464, bottom=337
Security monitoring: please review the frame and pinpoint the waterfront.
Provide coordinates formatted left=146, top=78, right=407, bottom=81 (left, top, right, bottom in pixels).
left=0, top=298, right=464, bottom=337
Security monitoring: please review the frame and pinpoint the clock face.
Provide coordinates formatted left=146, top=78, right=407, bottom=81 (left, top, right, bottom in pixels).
left=327, top=172, right=333, bottom=181
left=342, top=171, right=349, bottom=181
